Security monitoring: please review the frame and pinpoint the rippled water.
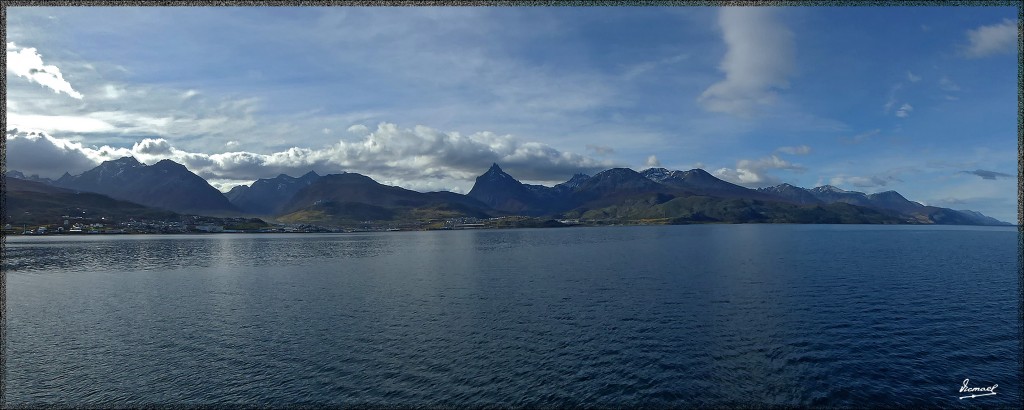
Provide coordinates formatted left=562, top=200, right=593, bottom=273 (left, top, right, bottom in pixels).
left=3, top=225, right=1020, bottom=407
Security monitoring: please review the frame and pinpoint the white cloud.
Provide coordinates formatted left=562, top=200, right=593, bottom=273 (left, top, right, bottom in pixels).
left=6, top=42, right=83, bottom=99
left=906, top=71, right=921, bottom=82
left=963, top=18, right=1018, bottom=58
left=698, top=8, right=795, bottom=116
left=132, top=138, right=172, bottom=155
left=645, top=155, right=661, bottom=167
left=775, top=145, right=811, bottom=155
left=713, top=154, right=805, bottom=187
left=714, top=167, right=768, bottom=186
left=347, top=124, right=370, bottom=135
left=895, top=103, right=913, bottom=118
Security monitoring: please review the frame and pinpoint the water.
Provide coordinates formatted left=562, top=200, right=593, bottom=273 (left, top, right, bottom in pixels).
left=3, top=225, right=1020, bottom=407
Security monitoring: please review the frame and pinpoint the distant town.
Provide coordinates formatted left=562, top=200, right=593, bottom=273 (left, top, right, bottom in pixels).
left=3, top=214, right=589, bottom=236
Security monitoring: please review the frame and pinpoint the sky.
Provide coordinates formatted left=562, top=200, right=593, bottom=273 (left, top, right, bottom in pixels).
left=4, top=6, right=1020, bottom=223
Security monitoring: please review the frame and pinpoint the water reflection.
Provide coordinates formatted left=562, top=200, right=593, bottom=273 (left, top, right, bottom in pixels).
left=4, top=234, right=395, bottom=274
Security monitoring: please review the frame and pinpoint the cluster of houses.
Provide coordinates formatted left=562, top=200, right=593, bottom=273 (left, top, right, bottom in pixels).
left=3, top=215, right=265, bottom=235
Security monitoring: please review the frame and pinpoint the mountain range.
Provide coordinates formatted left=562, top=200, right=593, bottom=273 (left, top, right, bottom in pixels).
left=51, top=157, right=239, bottom=215
left=4, top=157, right=1013, bottom=227
left=274, top=172, right=493, bottom=225
left=226, top=171, right=321, bottom=216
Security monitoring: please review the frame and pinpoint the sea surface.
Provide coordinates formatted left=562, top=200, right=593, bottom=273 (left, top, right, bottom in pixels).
left=3, top=225, right=1021, bottom=407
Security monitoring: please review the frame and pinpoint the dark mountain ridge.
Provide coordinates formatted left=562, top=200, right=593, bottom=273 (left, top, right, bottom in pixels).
left=10, top=159, right=1010, bottom=226
left=277, top=172, right=493, bottom=225
left=4, top=176, right=178, bottom=225
left=227, top=171, right=321, bottom=215
left=3, top=170, right=57, bottom=185
left=641, top=167, right=778, bottom=202
left=466, top=163, right=550, bottom=215
left=760, top=183, right=1011, bottom=226
left=806, top=185, right=875, bottom=207
left=756, top=183, right=822, bottom=205
left=568, top=168, right=673, bottom=208
left=52, top=157, right=239, bottom=215
left=465, top=165, right=1009, bottom=226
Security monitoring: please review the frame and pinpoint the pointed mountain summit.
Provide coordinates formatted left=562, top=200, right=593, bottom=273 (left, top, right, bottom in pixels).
left=475, top=163, right=519, bottom=185
left=55, top=156, right=239, bottom=215
left=467, top=163, right=547, bottom=215
left=484, top=163, right=501, bottom=173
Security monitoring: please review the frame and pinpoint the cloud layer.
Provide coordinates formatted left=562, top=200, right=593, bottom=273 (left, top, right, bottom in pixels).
left=5, top=124, right=616, bottom=192
left=4, top=8, right=1017, bottom=223
left=4, top=130, right=100, bottom=177
left=699, top=8, right=795, bottom=116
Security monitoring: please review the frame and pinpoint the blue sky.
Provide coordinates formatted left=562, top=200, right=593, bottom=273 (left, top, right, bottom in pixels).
left=4, top=6, right=1019, bottom=222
